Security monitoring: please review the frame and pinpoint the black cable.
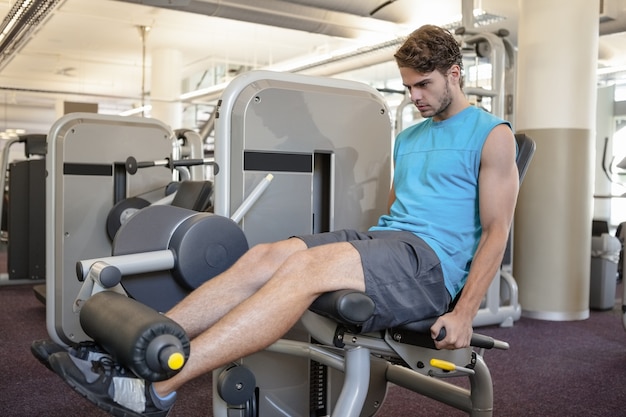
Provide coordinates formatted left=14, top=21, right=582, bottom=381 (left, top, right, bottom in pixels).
left=370, top=0, right=398, bottom=16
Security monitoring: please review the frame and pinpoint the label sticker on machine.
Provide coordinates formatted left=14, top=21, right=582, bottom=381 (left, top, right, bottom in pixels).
left=243, top=151, right=312, bottom=173
left=63, top=163, right=113, bottom=176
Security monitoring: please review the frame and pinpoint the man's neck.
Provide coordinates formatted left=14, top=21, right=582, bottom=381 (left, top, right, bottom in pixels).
left=433, top=94, right=471, bottom=122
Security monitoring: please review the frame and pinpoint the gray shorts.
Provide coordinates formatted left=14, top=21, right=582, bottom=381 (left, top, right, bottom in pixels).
left=296, top=230, right=450, bottom=332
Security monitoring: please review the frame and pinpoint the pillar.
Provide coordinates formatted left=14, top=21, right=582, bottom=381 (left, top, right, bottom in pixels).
left=514, top=0, right=599, bottom=320
left=150, top=48, right=183, bottom=129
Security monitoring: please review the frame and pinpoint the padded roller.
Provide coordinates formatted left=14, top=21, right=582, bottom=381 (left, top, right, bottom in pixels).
left=80, top=291, right=190, bottom=382
left=310, top=289, right=375, bottom=325
left=169, top=213, right=249, bottom=291
left=111, top=205, right=249, bottom=313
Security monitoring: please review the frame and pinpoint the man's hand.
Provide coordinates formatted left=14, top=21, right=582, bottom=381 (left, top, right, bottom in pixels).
left=430, top=310, right=473, bottom=349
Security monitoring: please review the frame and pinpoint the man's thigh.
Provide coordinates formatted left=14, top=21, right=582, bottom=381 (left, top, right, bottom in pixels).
left=297, top=230, right=450, bottom=332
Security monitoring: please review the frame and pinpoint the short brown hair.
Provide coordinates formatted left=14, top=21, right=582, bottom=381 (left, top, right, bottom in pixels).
left=394, top=25, right=463, bottom=80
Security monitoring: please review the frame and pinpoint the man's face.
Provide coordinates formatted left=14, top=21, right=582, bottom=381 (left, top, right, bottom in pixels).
left=399, top=66, right=453, bottom=121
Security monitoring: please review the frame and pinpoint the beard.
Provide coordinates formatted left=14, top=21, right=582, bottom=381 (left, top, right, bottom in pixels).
left=417, top=78, right=453, bottom=119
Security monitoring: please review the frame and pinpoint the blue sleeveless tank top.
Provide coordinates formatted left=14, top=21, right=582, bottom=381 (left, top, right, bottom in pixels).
left=370, top=105, right=511, bottom=298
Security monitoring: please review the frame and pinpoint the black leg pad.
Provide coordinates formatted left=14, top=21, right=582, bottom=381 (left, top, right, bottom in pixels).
left=310, top=289, right=375, bottom=331
left=80, top=291, right=190, bottom=382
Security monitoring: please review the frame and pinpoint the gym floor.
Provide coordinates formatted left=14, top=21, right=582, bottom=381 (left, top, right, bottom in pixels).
left=1, top=274, right=625, bottom=416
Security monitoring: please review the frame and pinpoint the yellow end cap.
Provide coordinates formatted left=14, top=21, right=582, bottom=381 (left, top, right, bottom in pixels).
left=430, top=358, right=456, bottom=371
left=168, top=352, right=185, bottom=370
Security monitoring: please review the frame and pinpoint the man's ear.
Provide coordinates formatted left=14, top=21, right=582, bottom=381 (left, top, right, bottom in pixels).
left=448, top=64, right=462, bottom=85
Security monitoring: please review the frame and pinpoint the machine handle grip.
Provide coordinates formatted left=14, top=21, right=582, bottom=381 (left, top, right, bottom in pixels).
left=469, top=333, right=495, bottom=349
left=434, top=328, right=509, bottom=350
left=435, top=328, right=445, bottom=341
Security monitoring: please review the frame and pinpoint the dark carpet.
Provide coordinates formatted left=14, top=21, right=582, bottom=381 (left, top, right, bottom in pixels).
left=1, top=283, right=625, bottom=416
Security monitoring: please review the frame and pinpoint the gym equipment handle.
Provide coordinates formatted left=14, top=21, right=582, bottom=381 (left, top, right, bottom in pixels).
left=435, top=328, right=509, bottom=350
left=125, top=156, right=219, bottom=175
left=76, top=250, right=175, bottom=282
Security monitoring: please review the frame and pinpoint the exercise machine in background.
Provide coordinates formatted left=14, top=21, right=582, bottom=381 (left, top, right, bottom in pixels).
left=0, top=134, right=47, bottom=286
left=45, top=113, right=214, bottom=346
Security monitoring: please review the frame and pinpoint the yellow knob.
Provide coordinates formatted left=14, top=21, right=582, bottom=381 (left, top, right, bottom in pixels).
left=167, top=352, right=185, bottom=370
left=430, top=358, right=456, bottom=371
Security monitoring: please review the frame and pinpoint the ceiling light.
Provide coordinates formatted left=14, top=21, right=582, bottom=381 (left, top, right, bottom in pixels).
left=598, top=65, right=626, bottom=75
left=0, top=0, right=62, bottom=71
left=119, top=105, right=152, bottom=116
left=0, top=128, right=26, bottom=140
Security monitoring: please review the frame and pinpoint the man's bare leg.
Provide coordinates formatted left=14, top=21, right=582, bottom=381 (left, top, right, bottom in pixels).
left=153, top=240, right=366, bottom=396
left=166, top=238, right=308, bottom=338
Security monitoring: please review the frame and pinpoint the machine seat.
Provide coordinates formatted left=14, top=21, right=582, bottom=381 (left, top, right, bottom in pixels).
left=170, top=180, right=214, bottom=212
left=310, top=289, right=499, bottom=350
left=309, top=290, right=439, bottom=349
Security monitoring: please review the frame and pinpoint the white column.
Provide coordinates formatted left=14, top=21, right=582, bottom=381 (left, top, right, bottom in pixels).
left=150, top=48, right=183, bottom=129
left=514, top=0, right=599, bottom=320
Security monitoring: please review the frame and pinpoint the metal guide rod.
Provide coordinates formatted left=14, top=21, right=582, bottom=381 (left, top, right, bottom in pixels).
left=76, top=250, right=175, bottom=282
left=230, top=173, right=274, bottom=224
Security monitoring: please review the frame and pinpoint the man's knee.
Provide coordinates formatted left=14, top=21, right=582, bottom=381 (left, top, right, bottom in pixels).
left=245, top=238, right=306, bottom=266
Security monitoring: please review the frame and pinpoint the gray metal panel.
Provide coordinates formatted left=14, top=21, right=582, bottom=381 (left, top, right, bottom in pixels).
left=242, top=171, right=313, bottom=243
left=214, top=70, right=392, bottom=246
left=46, top=113, right=175, bottom=345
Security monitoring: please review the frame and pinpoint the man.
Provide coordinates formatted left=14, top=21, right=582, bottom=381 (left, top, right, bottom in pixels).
left=39, top=24, right=518, bottom=417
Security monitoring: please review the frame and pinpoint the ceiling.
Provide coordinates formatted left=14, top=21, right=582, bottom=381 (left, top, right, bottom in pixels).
left=0, top=0, right=625, bottom=136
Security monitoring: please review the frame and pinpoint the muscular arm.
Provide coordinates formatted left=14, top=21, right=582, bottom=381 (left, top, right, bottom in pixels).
left=431, top=124, right=519, bottom=349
